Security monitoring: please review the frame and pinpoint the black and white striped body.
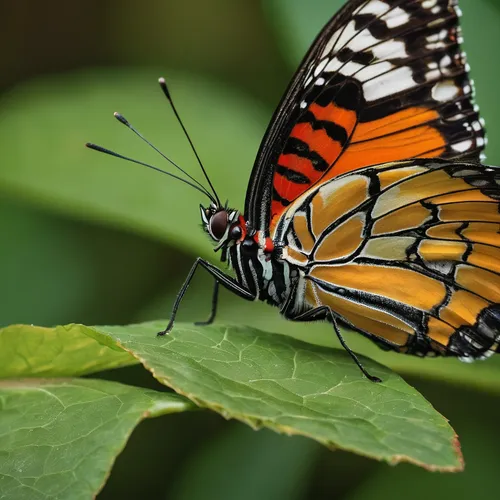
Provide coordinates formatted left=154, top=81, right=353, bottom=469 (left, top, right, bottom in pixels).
left=226, top=236, right=298, bottom=309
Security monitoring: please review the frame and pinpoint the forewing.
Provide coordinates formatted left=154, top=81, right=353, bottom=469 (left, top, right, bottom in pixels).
left=279, top=160, right=500, bottom=358
left=245, top=0, right=486, bottom=234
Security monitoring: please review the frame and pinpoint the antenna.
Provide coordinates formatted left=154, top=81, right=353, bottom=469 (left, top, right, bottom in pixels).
left=112, top=112, right=211, bottom=197
left=158, top=77, right=221, bottom=207
left=86, top=142, right=217, bottom=203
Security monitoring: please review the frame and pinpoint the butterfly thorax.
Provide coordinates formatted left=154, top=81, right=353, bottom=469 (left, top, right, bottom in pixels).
left=200, top=202, right=298, bottom=307
left=226, top=236, right=298, bottom=308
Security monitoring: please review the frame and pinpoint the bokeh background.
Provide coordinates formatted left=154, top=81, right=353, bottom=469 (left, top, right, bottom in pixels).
left=2, top=0, right=500, bottom=498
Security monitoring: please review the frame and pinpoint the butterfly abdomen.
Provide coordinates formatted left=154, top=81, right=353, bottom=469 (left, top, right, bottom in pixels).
left=446, top=304, right=500, bottom=360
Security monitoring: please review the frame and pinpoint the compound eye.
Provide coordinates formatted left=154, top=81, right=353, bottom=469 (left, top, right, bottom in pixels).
left=209, top=210, right=228, bottom=240
left=230, top=225, right=242, bottom=240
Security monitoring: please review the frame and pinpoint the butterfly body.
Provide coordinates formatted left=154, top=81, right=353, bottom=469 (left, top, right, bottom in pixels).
left=201, top=205, right=297, bottom=309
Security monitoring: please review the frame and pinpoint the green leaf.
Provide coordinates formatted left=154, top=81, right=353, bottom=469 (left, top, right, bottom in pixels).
left=0, top=324, right=136, bottom=378
left=0, top=68, right=267, bottom=260
left=263, top=0, right=500, bottom=163
left=0, top=378, right=193, bottom=500
left=0, top=322, right=464, bottom=471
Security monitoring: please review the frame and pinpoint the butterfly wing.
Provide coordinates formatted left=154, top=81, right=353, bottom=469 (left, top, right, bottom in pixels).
left=277, top=159, right=500, bottom=358
left=245, top=0, right=486, bottom=234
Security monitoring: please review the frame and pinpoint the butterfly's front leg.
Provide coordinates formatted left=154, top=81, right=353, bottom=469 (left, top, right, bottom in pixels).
left=157, top=258, right=256, bottom=336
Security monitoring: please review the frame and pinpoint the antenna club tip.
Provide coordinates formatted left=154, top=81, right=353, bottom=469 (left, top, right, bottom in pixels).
left=114, top=112, right=129, bottom=126
left=158, top=77, right=171, bottom=99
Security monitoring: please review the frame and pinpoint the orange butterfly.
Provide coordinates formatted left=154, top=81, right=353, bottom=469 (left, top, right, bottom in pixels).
left=89, top=0, right=498, bottom=382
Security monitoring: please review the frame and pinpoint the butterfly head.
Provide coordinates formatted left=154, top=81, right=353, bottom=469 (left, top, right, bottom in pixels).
left=200, top=203, right=243, bottom=250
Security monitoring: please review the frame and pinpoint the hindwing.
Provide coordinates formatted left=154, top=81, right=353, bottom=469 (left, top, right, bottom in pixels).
left=277, top=160, right=500, bottom=358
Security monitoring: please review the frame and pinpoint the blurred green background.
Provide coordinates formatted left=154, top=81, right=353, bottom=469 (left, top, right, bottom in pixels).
left=1, top=0, right=500, bottom=498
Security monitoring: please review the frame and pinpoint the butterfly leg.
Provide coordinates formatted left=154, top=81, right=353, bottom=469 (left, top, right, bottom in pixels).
left=330, top=315, right=382, bottom=383
left=285, top=305, right=382, bottom=383
left=158, top=258, right=255, bottom=336
left=195, top=281, right=219, bottom=326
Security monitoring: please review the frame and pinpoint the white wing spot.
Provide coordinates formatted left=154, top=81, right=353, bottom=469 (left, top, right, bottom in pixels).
left=355, top=0, right=390, bottom=16
left=472, top=121, right=483, bottom=132
left=372, top=39, right=408, bottom=60
left=326, top=58, right=365, bottom=77
left=357, top=60, right=393, bottom=82
left=363, top=65, right=414, bottom=101
left=314, top=58, right=329, bottom=77
left=329, top=21, right=357, bottom=55
left=452, top=139, right=473, bottom=153
left=422, top=0, right=438, bottom=8
left=448, top=112, right=465, bottom=122
left=432, top=81, right=459, bottom=102
left=348, top=27, right=379, bottom=53
left=382, top=6, right=410, bottom=29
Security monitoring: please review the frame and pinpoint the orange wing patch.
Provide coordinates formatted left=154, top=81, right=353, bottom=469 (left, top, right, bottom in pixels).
left=371, top=203, right=432, bottom=236
left=468, top=244, right=500, bottom=274
left=319, top=107, right=446, bottom=182
left=418, top=240, right=469, bottom=262
left=462, top=223, right=500, bottom=247
left=314, top=213, right=365, bottom=261
left=309, top=174, right=369, bottom=237
left=424, top=222, right=500, bottom=246
left=377, top=165, right=428, bottom=190
left=439, top=290, right=490, bottom=329
left=426, top=317, right=456, bottom=351
left=439, top=202, right=500, bottom=224
left=290, top=124, right=343, bottom=165
left=352, top=108, right=441, bottom=142
left=455, top=265, right=500, bottom=304
left=310, top=284, right=414, bottom=347
left=309, top=102, right=357, bottom=130
left=333, top=126, right=445, bottom=176
left=373, top=169, right=475, bottom=218
left=310, top=263, right=447, bottom=313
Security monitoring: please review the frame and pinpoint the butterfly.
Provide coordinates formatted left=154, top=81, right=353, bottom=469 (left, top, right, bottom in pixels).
left=88, top=0, right=500, bottom=382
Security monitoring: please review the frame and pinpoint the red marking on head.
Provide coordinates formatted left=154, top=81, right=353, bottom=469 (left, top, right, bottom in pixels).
left=236, top=215, right=247, bottom=242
